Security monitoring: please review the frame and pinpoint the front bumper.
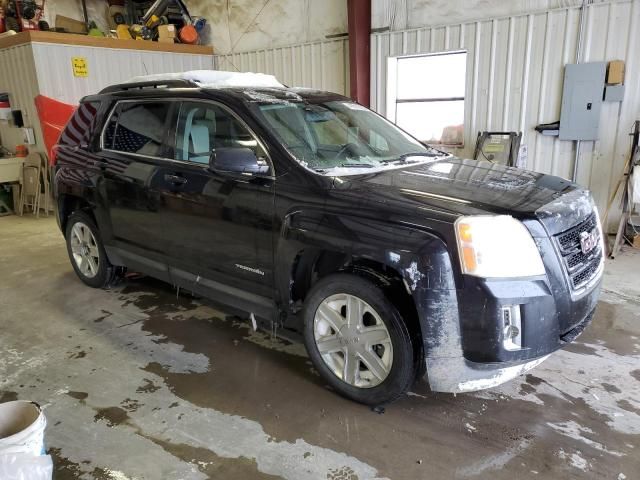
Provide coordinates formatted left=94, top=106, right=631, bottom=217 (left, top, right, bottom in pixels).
left=426, top=354, right=550, bottom=393
left=418, top=251, right=601, bottom=394
left=425, top=306, right=596, bottom=393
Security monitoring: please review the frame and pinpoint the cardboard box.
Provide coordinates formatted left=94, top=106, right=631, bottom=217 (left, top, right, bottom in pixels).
left=607, top=60, right=625, bottom=84
left=157, top=37, right=175, bottom=44
left=55, top=15, right=88, bottom=34
left=633, top=234, right=640, bottom=249
left=157, top=25, right=176, bottom=39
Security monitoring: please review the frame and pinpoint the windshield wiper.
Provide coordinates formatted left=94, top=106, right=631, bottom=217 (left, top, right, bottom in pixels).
left=313, top=163, right=374, bottom=172
left=338, top=163, right=375, bottom=168
left=381, top=152, right=441, bottom=165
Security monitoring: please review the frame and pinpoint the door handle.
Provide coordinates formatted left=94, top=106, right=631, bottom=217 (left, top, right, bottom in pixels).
left=164, top=174, right=187, bottom=185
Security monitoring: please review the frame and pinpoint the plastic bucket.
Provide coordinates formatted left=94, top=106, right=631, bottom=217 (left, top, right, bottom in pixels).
left=0, top=401, right=46, bottom=456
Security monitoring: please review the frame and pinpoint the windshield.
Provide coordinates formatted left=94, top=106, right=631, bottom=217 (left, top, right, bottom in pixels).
left=253, top=99, right=448, bottom=174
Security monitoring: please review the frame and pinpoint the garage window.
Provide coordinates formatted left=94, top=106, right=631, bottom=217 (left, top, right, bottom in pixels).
left=389, top=51, right=467, bottom=146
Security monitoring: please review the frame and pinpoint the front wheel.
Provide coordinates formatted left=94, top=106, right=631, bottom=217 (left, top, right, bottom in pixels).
left=303, top=274, right=416, bottom=406
left=65, top=211, right=116, bottom=288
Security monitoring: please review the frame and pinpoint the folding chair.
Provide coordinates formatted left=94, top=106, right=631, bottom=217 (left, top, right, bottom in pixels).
left=19, top=153, right=42, bottom=217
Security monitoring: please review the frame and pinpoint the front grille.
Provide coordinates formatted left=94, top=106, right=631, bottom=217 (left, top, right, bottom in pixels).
left=553, top=213, right=602, bottom=290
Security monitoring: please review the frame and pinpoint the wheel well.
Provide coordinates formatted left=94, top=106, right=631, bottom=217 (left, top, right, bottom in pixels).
left=59, top=195, right=96, bottom=235
left=291, top=250, right=423, bottom=357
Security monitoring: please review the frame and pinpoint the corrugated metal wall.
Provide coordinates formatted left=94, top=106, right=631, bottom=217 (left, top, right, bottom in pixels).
left=214, top=38, right=350, bottom=96
left=0, top=43, right=43, bottom=153
left=371, top=0, right=640, bottom=229
left=32, top=43, right=214, bottom=105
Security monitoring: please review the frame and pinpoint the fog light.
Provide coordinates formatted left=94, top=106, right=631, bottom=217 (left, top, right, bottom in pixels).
left=502, top=305, right=522, bottom=351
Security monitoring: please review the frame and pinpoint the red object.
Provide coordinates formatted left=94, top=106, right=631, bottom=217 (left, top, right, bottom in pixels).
left=9, top=0, right=46, bottom=32
left=15, top=144, right=28, bottom=157
left=179, top=24, right=198, bottom=44
left=347, top=0, right=371, bottom=107
left=34, top=95, right=76, bottom=165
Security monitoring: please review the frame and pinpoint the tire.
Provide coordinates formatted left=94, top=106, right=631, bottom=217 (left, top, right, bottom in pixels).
left=65, top=211, right=116, bottom=288
left=303, top=273, right=416, bottom=406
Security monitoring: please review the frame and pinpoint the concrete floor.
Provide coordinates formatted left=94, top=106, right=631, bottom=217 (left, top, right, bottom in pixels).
left=0, top=215, right=638, bottom=480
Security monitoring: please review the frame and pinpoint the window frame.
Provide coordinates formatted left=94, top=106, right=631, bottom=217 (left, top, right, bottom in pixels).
left=100, top=98, right=274, bottom=177
left=387, top=50, right=467, bottom=147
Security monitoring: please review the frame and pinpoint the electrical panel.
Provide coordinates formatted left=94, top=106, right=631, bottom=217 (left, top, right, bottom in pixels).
left=559, top=62, right=606, bottom=141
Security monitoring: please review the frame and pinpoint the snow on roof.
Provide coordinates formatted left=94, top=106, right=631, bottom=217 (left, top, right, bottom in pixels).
left=126, top=70, right=285, bottom=89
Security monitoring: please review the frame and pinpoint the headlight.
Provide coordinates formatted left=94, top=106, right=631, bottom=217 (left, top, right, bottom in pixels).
left=455, top=215, right=545, bottom=278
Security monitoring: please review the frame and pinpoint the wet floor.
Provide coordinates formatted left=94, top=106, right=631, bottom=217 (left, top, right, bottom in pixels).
left=0, top=215, right=638, bottom=479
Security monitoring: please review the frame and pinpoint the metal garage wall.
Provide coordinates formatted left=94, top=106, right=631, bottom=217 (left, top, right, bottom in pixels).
left=371, top=0, right=640, bottom=229
left=31, top=43, right=214, bottom=105
left=214, top=38, right=350, bottom=96
left=0, top=43, right=43, bottom=153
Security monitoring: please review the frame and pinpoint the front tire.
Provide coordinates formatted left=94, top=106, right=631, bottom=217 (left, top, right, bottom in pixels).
left=65, top=211, right=116, bottom=288
left=303, top=274, right=416, bottom=406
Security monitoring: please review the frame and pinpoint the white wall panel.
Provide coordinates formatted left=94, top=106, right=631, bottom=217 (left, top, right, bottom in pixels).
left=214, top=38, right=350, bottom=96
left=371, top=0, right=640, bottom=230
left=31, top=43, right=214, bottom=105
left=0, top=44, right=44, bottom=153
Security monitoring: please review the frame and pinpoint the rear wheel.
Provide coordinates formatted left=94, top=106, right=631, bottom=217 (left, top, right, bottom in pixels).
left=303, top=274, right=416, bottom=406
left=65, top=211, right=116, bottom=288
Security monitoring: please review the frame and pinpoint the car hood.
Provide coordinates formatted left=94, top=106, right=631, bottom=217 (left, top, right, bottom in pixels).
left=331, top=156, right=582, bottom=221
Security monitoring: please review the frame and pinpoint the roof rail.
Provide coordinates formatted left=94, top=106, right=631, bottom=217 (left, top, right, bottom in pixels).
left=99, top=79, right=198, bottom=94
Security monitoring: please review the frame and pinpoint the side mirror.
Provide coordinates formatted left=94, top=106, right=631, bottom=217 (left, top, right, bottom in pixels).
left=210, top=147, right=269, bottom=175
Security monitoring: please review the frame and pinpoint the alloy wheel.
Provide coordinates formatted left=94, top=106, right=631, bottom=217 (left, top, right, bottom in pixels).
left=313, top=294, right=393, bottom=388
left=70, top=222, right=100, bottom=279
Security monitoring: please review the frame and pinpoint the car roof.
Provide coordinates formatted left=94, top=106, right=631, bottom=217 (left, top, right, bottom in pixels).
left=90, top=70, right=349, bottom=105
left=85, top=85, right=349, bottom=106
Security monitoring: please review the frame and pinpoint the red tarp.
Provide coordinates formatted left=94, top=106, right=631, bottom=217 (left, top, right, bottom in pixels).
left=34, top=95, right=76, bottom=165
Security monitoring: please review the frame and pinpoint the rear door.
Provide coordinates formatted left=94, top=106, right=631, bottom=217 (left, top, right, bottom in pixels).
left=98, top=99, right=176, bottom=279
left=157, top=100, right=276, bottom=307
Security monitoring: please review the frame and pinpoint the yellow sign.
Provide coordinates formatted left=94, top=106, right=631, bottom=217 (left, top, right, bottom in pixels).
left=72, top=57, right=88, bottom=77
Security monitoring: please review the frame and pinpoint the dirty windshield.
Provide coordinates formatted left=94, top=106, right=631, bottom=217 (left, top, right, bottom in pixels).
left=254, top=99, right=448, bottom=174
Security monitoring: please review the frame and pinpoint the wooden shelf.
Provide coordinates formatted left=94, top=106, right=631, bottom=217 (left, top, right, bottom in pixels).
left=0, top=31, right=213, bottom=55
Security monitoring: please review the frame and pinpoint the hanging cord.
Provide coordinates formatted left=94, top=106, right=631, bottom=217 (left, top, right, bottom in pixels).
left=220, top=0, right=272, bottom=72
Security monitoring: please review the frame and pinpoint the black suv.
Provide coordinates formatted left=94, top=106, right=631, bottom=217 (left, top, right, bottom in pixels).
left=54, top=71, right=603, bottom=405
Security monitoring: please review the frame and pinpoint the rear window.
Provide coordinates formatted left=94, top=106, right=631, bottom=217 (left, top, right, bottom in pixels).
left=103, top=102, right=171, bottom=157
left=59, top=101, right=100, bottom=147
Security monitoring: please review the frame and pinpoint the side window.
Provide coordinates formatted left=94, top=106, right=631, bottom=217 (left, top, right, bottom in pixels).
left=106, top=102, right=171, bottom=157
left=60, top=101, right=100, bottom=147
left=175, top=102, right=263, bottom=165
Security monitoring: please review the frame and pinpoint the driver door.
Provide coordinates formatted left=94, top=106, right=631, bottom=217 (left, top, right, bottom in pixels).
left=157, top=100, right=276, bottom=305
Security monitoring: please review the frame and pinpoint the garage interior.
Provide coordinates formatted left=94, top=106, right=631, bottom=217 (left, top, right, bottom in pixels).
left=0, top=0, right=639, bottom=479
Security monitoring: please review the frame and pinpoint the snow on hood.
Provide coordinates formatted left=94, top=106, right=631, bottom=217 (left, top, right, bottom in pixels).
left=126, top=70, right=285, bottom=89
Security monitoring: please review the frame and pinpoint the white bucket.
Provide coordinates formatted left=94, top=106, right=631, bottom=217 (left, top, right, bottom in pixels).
left=0, top=401, right=47, bottom=456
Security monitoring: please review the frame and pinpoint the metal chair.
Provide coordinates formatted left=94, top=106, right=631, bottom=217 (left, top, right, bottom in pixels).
left=19, top=153, right=43, bottom=217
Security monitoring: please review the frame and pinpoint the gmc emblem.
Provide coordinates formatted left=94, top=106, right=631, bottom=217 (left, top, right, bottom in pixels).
left=580, top=229, right=598, bottom=254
